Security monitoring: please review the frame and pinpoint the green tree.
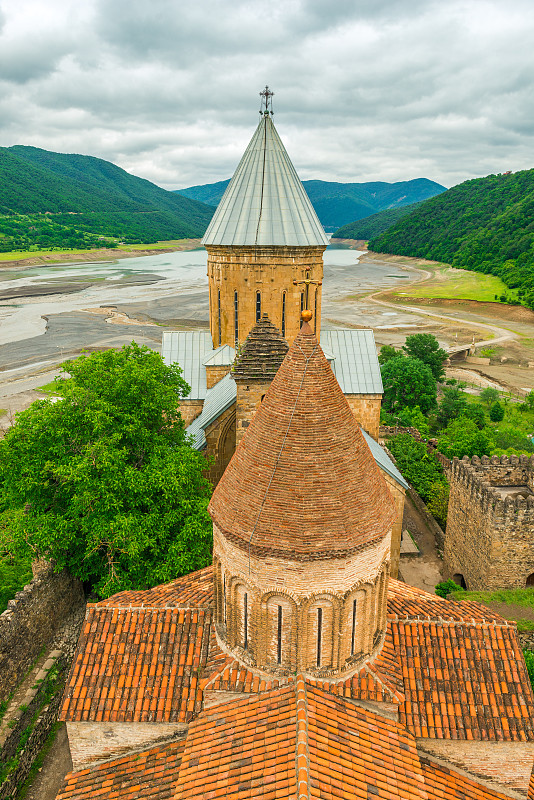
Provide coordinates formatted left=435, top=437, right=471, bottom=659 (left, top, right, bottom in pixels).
left=402, top=333, right=448, bottom=381
left=480, top=387, right=499, bottom=406
left=387, top=434, right=445, bottom=502
left=378, top=345, right=401, bottom=365
left=381, top=356, right=437, bottom=414
left=437, top=417, right=492, bottom=459
left=464, top=403, right=486, bottom=429
left=0, top=344, right=213, bottom=598
left=426, top=481, right=449, bottom=528
left=524, top=390, right=534, bottom=411
left=489, top=401, right=505, bottom=422
left=436, top=387, right=467, bottom=427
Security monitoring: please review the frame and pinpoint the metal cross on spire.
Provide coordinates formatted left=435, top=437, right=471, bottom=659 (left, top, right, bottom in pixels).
left=293, top=267, right=322, bottom=310
left=259, top=85, right=274, bottom=115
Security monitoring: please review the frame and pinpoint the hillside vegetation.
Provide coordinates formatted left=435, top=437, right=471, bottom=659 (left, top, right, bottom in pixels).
left=177, top=177, right=445, bottom=230
left=0, top=146, right=214, bottom=249
left=332, top=202, right=421, bottom=240
left=369, top=169, right=534, bottom=309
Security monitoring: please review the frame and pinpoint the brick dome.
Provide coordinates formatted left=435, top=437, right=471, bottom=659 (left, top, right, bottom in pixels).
left=209, top=321, right=395, bottom=561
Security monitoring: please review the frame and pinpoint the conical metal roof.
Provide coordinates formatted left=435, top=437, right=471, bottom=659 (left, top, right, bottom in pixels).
left=201, top=114, right=328, bottom=247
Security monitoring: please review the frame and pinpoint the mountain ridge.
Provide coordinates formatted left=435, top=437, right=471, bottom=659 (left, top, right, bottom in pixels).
left=176, top=177, right=446, bottom=230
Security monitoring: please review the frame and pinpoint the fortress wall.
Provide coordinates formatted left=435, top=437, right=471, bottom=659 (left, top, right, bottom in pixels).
left=444, top=455, right=534, bottom=590
left=0, top=562, right=83, bottom=703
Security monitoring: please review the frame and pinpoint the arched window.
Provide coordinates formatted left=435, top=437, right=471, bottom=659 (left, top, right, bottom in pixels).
left=244, top=592, right=248, bottom=649
left=223, top=574, right=227, bottom=624
left=217, top=290, right=222, bottom=346
left=526, top=573, right=534, bottom=587
left=314, top=290, right=318, bottom=333
left=351, top=598, right=357, bottom=656
left=316, top=607, right=322, bottom=667
left=234, top=290, right=239, bottom=347
left=256, top=292, right=261, bottom=322
left=281, top=292, right=286, bottom=338
left=277, top=605, right=283, bottom=664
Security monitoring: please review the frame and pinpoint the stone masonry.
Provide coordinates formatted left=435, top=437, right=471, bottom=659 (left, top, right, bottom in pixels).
left=444, top=454, right=534, bottom=590
left=206, top=245, right=325, bottom=348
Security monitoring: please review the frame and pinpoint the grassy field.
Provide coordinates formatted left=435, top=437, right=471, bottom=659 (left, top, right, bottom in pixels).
left=0, top=239, right=201, bottom=263
left=396, top=266, right=518, bottom=302
left=450, top=587, right=534, bottom=631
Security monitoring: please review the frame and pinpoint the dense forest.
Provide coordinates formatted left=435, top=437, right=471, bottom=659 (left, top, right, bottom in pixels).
left=178, top=177, right=446, bottom=230
left=0, top=146, right=214, bottom=249
left=368, top=170, right=534, bottom=310
left=332, top=202, right=421, bottom=240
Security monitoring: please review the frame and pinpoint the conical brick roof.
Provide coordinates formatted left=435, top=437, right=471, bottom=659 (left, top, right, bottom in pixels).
left=232, top=314, right=289, bottom=382
left=209, top=321, right=396, bottom=561
left=201, top=113, right=328, bottom=247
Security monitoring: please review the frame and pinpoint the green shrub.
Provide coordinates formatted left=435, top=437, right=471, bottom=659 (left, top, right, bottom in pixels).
left=435, top=579, right=464, bottom=598
left=490, top=401, right=505, bottom=422
left=524, top=651, right=534, bottom=691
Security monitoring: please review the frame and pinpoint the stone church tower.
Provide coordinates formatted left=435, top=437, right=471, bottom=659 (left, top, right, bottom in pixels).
left=202, top=87, right=328, bottom=348
left=209, top=317, right=396, bottom=678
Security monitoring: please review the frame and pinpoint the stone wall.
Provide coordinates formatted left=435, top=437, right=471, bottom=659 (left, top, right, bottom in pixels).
left=0, top=563, right=84, bottom=704
left=206, top=245, right=325, bottom=348
left=179, top=399, right=204, bottom=427
left=418, top=739, right=534, bottom=795
left=444, top=455, right=534, bottom=590
left=346, top=395, right=381, bottom=440
left=66, top=721, right=188, bottom=770
left=205, top=364, right=232, bottom=389
left=204, top=404, right=236, bottom=486
left=235, top=382, right=270, bottom=446
left=382, top=472, right=405, bottom=579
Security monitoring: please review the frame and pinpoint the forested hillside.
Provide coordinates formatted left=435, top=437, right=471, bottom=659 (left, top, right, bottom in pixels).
left=0, top=146, right=214, bottom=250
left=332, top=203, right=421, bottom=240
left=370, top=170, right=534, bottom=309
left=177, top=177, right=445, bottom=230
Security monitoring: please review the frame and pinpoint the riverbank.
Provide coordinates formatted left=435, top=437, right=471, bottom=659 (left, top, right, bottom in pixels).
left=0, top=239, right=202, bottom=269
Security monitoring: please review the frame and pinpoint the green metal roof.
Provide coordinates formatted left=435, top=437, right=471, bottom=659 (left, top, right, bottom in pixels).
left=201, top=114, right=328, bottom=248
left=186, top=373, right=237, bottom=450
left=162, top=331, right=213, bottom=400
left=360, top=427, right=409, bottom=490
left=321, top=330, right=383, bottom=395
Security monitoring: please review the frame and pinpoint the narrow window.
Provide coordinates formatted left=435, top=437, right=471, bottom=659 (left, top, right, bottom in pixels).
left=223, top=575, right=227, bottom=624
left=277, top=605, right=283, bottom=664
left=314, top=290, right=318, bottom=333
left=234, top=290, right=239, bottom=347
left=281, top=293, right=286, bottom=338
left=256, top=291, right=261, bottom=322
left=316, top=607, right=322, bottom=667
left=217, top=290, right=222, bottom=346
left=244, top=592, right=248, bottom=649
left=351, top=599, right=357, bottom=655
left=300, top=293, right=305, bottom=327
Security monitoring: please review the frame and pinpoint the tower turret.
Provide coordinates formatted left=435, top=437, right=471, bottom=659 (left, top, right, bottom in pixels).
left=209, top=315, right=396, bottom=679
left=202, top=91, right=328, bottom=348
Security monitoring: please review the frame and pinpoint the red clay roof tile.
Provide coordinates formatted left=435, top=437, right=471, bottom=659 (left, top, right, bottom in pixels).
left=60, top=607, right=211, bottom=723
left=55, top=739, right=185, bottom=800
left=96, top=566, right=213, bottom=609
left=421, top=756, right=515, bottom=799
left=209, top=322, right=396, bottom=561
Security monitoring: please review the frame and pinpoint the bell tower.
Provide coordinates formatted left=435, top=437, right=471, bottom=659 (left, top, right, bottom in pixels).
left=202, top=87, right=328, bottom=348
left=209, top=313, right=396, bottom=679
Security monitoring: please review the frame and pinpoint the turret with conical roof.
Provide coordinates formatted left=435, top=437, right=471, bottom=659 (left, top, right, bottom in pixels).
left=204, top=94, right=327, bottom=349
left=209, top=316, right=395, bottom=679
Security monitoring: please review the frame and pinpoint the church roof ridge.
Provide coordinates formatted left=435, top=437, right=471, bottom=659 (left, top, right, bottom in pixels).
left=201, top=113, right=328, bottom=247
left=231, top=313, right=289, bottom=381
left=209, top=321, right=396, bottom=561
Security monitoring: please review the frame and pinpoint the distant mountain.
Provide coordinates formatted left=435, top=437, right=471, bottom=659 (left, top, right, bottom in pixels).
left=0, top=146, right=214, bottom=244
left=332, top=203, right=421, bottom=240
left=369, top=169, right=534, bottom=309
left=176, top=177, right=446, bottom=230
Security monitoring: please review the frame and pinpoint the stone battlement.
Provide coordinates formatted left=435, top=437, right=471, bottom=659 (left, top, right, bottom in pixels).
left=444, top=454, right=534, bottom=590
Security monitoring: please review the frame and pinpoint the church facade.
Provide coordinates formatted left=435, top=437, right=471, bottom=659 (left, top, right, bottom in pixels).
left=162, top=99, right=405, bottom=575
left=57, top=320, right=534, bottom=800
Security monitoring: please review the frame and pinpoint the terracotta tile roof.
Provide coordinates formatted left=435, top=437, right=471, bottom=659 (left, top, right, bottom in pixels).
left=96, top=566, right=214, bottom=609
left=173, top=677, right=430, bottom=799
left=231, top=313, right=289, bottom=381
left=393, top=618, right=534, bottom=741
left=209, top=322, right=396, bottom=561
left=529, top=763, right=534, bottom=799
left=56, top=740, right=185, bottom=800
left=421, top=756, right=514, bottom=800
left=60, top=607, right=211, bottom=723
left=388, top=578, right=507, bottom=624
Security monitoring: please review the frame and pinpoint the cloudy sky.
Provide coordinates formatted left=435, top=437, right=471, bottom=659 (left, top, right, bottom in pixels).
left=0, top=0, right=533, bottom=190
